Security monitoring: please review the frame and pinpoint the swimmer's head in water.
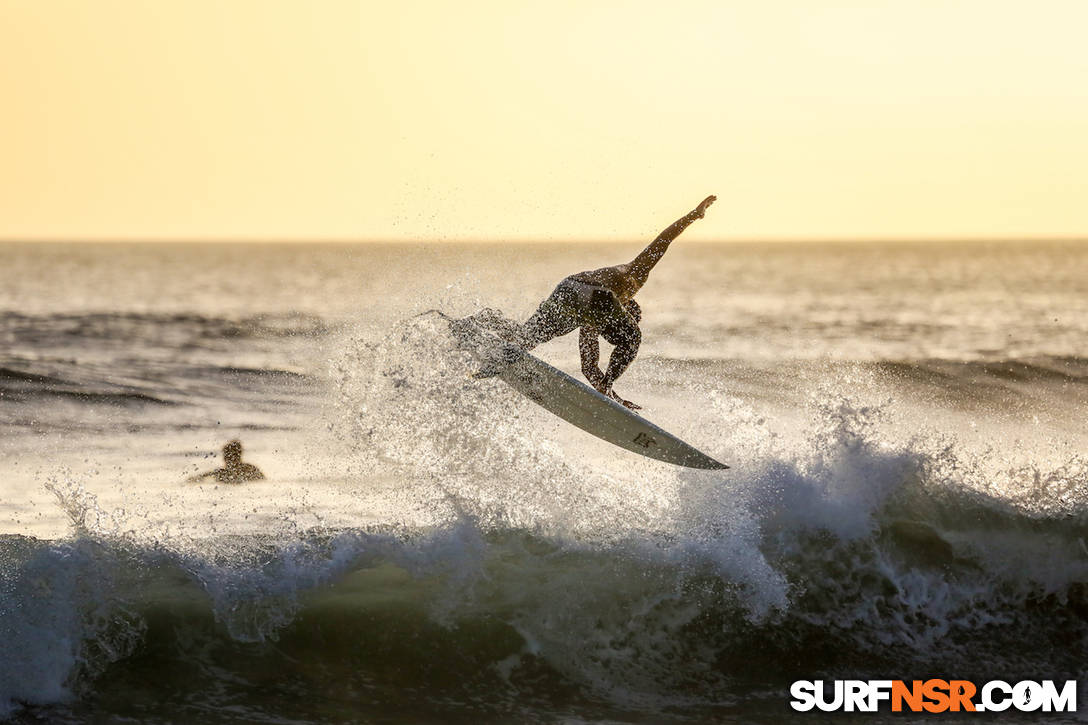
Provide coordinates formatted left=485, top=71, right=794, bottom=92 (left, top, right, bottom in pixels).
left=223, top=439, right=243, bottom=466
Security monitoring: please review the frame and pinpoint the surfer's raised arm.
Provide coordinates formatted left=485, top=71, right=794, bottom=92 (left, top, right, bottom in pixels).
left=628, top=195, right=717, bottom=285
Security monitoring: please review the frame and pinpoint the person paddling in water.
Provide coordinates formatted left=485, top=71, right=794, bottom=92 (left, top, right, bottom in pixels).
left=188, top=439, right=265, bottom=484
left=470, top=194, right=716, bottom=410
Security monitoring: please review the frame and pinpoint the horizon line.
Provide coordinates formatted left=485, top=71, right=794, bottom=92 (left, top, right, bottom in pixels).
left=1, top=236, right=1086, bottom=245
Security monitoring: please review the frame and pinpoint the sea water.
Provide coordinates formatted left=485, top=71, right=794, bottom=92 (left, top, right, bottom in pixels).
left=1, top=240, right=1086, bottom=722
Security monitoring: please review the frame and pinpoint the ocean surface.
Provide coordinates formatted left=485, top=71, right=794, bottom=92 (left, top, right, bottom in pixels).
left=1, top=240, right=1087, bottom=723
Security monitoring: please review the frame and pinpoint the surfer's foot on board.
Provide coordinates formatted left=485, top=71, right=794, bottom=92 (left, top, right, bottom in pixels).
left=610, top=391, right=641, bottom=411
left=592, top=381, right=641, bottom=410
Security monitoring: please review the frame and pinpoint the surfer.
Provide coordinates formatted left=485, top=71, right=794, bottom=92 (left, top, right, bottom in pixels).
left=473, top=194, right=717, bottom=409
left=188, top=439, right=265, bottom=483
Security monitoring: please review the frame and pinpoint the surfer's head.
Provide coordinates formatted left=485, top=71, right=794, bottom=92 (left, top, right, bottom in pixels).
left=223, top=439, right=243, bottom=466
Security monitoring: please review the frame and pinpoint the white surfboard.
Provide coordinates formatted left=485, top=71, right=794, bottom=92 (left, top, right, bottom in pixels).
left=443, top=312, right=728, bottom=470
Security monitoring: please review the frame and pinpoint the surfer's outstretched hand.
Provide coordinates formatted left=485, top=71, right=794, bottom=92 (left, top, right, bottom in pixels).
left=690, top=195, right=716, bottom=219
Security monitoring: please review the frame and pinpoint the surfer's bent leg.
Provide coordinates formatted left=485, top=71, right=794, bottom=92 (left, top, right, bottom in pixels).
left=519, top=281, right=581, bottom=349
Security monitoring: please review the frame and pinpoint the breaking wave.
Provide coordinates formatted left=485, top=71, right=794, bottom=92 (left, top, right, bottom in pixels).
left=5, top=314, right=1087, bottom=721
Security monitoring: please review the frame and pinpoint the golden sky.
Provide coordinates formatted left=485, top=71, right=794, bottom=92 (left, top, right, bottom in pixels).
left=1, top=0, right=1086, bottom=241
